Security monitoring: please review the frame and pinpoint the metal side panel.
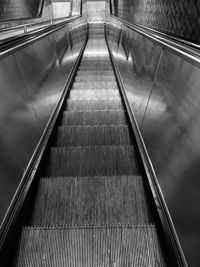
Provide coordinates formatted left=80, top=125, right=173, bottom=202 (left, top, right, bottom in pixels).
left=0, top=54, right=42, bottom=225
left=141, top=49, right=200, bottom=267
left=0, top=22, right=87, bottom=228
left=14, top=35, right=56, bottom=96
left=106, top=17, right=200, bottom=266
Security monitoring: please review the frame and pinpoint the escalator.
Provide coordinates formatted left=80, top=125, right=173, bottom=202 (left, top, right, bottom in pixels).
left=11, top=23, right=168, bottom=266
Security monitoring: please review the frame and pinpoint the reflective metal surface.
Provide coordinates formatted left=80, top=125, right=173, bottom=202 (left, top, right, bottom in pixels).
left=106, top=18, right=200, bottom=266
left=0, top=20, right=87, bottom=227
left=0, top=16, right=72, bottom=41
left=0, top=0, right=53, bottom=32
left=111, top=0, right=200, bottom=43
left=52, top=0, right=71, bottom=19
left=0, top=0, right=44, bottom=21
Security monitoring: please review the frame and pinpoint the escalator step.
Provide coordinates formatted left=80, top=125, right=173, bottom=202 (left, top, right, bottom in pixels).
left=65, top=99, right=123, bottom=111
left=30, top=176, right=152, bottom=225
left=44, top=146, right=140, bottom=177
left=75, top=75, right=116, bottom=82
left=89, top=28, right=104, bottom=34
left=14, top=226, right=166, bottom=267
left=79, top=65, right=113, bottom=71
left=81, top=57, right=109, bottom=62
left=55, top=125, right=132, bottom=146
left=77, top=70, right=114, bottom=76
left=80, top=59, right=111, bottom=63
left=69, top=89, right=120, bottom=99
left=61, top=110, right=127, bottom=126
left=72, top=81, right=118, bottom=90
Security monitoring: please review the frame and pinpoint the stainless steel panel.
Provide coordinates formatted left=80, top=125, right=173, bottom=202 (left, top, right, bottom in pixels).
left=141, top=51, right=200, bottom=266
left=52, top=28, right=68, bottom=63
left=0, top=54, right=41, bottom=222
left=106, top=19, right=200, bottom=266
left=0, top=22, right=87, bottom=227
left=107, top=22, right=163, bottom=126
left=0, top=0, right=43, bottom=21
left=111, top=0, right=200, bottom=43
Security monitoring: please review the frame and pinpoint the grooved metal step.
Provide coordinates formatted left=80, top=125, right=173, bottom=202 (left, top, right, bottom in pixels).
left=14, top=226, right=166, bottom=267
left=75, top=75, right=116, bottom=82
left=61, top=110, right=127, bottom=126
left=81, top=57, right=109, bottom=61
left=89, top=35, right=105, bottom=39
left=69, top=89, right=120, bottom=99
left=44, top=146, right=140, bottom=177
left=55, top=125, right=132, bottom=146
left=89, top=28, right=104, bottom=34
left=30, top=176, right=152, bottom=225
left=79, top=65, right=113, bottom=71
left=72, top=81, right=118, bottom=90
left=80, top=59, right=112, bottom=67
left=65, top=99, right=123, bottom=111
left=77, top=70, right=114, bottom=76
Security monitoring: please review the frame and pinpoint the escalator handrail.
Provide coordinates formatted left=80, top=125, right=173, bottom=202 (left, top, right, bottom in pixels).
left=110, top=15, right=200, bottom=66
left=0, top=16, right=81, bottom=58
left=0, top=15, right=71, bottom=33
left=0, top=22, right=89, bottom=258
left=105, top=25, right=188, bottom=267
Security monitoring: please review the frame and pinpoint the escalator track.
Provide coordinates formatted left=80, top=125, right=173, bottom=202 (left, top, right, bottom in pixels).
left=12, top=23, right=167, bottom=266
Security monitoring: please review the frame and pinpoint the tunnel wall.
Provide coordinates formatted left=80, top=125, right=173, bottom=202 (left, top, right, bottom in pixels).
left=106, top=18, right=200, bottom=266
left=111, top=0, right=200, bottom=43
left=0, top=19, right=87, bottom=228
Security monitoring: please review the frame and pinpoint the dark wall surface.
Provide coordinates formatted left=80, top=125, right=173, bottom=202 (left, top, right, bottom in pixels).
left=112, top=0, right=200, bottom=43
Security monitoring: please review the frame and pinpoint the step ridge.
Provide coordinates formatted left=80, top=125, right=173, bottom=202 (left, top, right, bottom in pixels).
left=24, top=223, right=155, bottom=230
left=40, top=175, right=142, bottom=179
left=51, top=145, right=135, bottom=149
left=58, top=124, right=129, bottom=128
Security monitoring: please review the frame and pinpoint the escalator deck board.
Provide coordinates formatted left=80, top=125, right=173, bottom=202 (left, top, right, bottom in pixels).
left=44, top=146, right=140, bottom=177
left=14, top=226, right=166, bottom=267
left=30, top=176, right=153, bottom=225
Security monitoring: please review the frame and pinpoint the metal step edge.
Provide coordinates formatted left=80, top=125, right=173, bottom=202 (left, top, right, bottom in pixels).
left=23, top=223, right=156, bottom=230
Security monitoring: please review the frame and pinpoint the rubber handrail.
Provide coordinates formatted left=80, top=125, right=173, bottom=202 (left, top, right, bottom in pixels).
left=0, top=16, right=81, bottom=58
